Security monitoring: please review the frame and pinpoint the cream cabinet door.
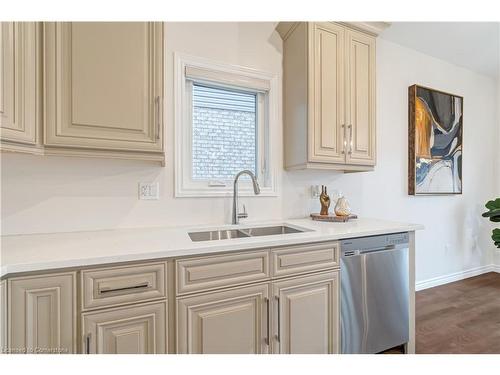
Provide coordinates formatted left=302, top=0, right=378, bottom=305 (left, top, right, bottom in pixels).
left=0, top=22, right=39, bottom=145
left=44, top=22, right=163, bottom=152
left=272, top=271, right=339, bottom=354
left=177, top=284, right=270, bottom=354
left=345, top=28, right=376, bottom=165
left=309, top=22, right=346, bottom=164
left=8, top=272, right=76, bottom=354
left=1, top=280, right=6, bottom=351
left=82, top=301, right=167, bottom=354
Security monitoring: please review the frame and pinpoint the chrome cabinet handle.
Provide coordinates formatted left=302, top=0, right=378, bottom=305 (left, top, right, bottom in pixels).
left=85, top=333, right=91, bottom=354
left=348, top=124, right=353, bottom=155
left=265, top=297, right=270, bottom=346
left=275, top=296, right=280, bottom=343
left=341, top=124, right=346, bottom=154
left=155, top=96, right=161, bottom=140
left=98, top=282, right=150, bottom=294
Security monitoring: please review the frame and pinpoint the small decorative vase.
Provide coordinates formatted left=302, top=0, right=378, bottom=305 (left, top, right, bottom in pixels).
left=334, top=196, right=351, bottom=216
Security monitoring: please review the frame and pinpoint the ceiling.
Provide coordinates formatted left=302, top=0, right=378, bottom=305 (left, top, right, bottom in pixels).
left=380, top=22, right=499, bottom=79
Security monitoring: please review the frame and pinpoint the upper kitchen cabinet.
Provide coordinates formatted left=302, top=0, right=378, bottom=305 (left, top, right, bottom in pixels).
left=0, top=22, right=41, bottom=150
left=277, top=22, right=387, bottom=171
left=1, top=280, right=6, bottom=350
left=345, top=28, right=376, bottom=166
left=43, top=22, right=165, bottom=162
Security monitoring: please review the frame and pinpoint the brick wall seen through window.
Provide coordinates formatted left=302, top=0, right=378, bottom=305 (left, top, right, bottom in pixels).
left=192, top=84, right=257, bottom=181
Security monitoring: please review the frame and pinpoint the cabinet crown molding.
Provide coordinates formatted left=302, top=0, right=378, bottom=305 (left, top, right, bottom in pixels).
left=276, top=21, right=390, bottom=39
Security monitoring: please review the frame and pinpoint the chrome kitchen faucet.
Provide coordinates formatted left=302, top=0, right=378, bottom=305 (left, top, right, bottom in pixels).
left=232, top=170, right=260, bottom=225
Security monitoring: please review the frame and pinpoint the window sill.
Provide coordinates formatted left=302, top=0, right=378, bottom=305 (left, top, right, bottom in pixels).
left=175, top=186, right=278, bottom=198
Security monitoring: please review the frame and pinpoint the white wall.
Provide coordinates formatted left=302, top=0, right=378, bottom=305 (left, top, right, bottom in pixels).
left=283, top=38, right=498, bottom=283
left=0, top=22, right=285, bottom=234
left=1, top=23, right=499, bottom=285
left=494, top=28, right=500, bottom=269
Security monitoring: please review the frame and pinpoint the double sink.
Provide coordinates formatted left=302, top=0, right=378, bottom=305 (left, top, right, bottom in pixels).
left=189, top=225, right=308, bottom=242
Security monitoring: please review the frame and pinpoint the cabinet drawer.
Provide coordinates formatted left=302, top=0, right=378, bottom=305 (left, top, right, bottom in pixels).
left=176, top=250, right=270, bottom=295
left=81, top=262, right=166, bottom=310
left=271, top=242, right=339, bottom=278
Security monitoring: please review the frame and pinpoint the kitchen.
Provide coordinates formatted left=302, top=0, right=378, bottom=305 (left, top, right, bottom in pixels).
left=1, top=0, right=500, bottom=372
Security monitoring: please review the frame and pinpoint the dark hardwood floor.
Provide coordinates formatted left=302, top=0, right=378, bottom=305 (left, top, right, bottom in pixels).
left=416, top=272, right=500, bottom=354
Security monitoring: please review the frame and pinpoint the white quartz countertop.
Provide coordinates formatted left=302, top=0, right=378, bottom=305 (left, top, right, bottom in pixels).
left=0, top=218, right=423, bottom=277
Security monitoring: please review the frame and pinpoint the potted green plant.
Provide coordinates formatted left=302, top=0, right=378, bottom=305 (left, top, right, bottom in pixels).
left=482, top=198, right=500, bottom=248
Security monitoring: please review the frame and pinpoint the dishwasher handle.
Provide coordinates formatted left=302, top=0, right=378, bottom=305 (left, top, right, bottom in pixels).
left=342, top=244, right=397, bottom=257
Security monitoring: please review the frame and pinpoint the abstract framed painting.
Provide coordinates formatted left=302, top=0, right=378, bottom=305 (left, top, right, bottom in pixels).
left=408, top=84, right=463, bottom=195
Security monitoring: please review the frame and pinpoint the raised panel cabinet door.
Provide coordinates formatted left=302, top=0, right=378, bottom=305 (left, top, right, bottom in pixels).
left=8, top=272, right=76, bottom=354
left=345, top=29, right=376, bottom=166
left=272, top=271, right=339, bottom=354
left=82, top=301, right=167, bottom=354
left=0, top=22, right=39, bottom=144
left=308, top=22, right=345, bottom=164
left=44, top=22, right=163, bottom=152
left=177, top=284, right=270, bottom=354
left=1, top=280, right=6, bottom=351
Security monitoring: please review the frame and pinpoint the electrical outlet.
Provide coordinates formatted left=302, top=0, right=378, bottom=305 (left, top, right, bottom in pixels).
left=139, top=182, right=159, bottom=200
left=311, top=185, right=321, bottom=198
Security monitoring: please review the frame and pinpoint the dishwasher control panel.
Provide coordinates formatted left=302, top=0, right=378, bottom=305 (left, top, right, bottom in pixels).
left=385, top=232, right=409, bottom=245
left=340, top=232, right=409, bottom=252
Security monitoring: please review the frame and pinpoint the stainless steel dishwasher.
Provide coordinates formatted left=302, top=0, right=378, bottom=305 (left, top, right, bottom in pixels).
left=340, top=232, right=409, bottom=354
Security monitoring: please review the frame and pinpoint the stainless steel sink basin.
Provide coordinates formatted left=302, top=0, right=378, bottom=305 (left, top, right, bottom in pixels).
left=241, top=225, right=304, bottom=237
left=188, top=229, right=250, bottom=242
left=188, top=225, right=307, bottom=242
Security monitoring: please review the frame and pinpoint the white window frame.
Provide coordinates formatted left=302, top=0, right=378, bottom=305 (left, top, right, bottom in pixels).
left=174, top=52, right=278, bottom=197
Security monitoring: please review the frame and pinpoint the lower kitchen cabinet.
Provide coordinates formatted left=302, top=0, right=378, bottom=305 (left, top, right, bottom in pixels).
left=176, top=283, right=270, bottom=354
left=8, top=272, right=76, bottom=354
left=272, top=271, right=340, bottom=354
left=82, top=301, right=167, bottom=354
left=1, top=241, right=344, bottom=354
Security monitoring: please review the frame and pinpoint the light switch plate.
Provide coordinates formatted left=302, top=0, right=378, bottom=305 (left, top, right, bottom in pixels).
left=139, top=182, right=160, bottom=200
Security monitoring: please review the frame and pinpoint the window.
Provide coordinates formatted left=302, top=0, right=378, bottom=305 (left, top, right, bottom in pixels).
left=192, top=84, right=257, bottom=181
left=175, top=53, right=277, bottom=197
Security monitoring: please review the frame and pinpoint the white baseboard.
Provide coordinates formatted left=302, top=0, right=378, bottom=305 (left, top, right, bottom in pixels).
left=416, top=264, right=499, bottom=291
